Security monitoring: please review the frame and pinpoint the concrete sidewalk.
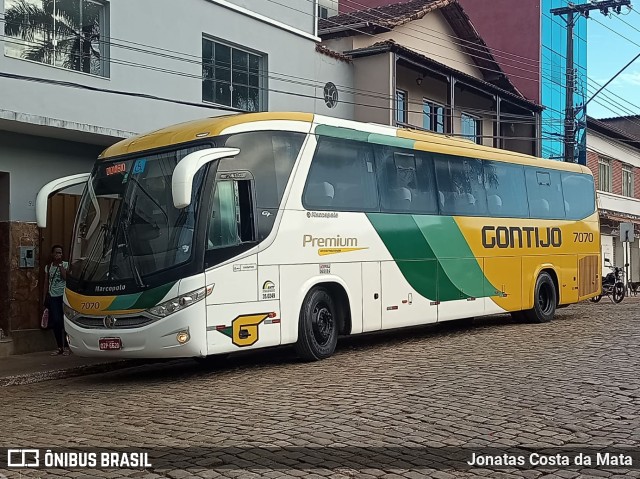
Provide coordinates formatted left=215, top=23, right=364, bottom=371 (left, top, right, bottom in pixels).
left=0, top=350, right=146, bottom=387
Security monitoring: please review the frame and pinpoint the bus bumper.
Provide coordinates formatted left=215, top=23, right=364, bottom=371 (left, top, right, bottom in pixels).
left=64, top=302, right=207, bottom=359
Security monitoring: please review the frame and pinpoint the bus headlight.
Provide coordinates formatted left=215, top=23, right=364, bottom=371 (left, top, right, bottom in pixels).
left=63, top=303, right=80, bottom=321
left=147, top=285, right=213, bottom=318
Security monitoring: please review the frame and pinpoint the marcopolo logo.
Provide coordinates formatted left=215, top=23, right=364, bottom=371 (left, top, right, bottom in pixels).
left=482, top=226, right=562, bottom=249
left=302, top=234, right=368, bottom=256
left=94, top=284, right=126, bottom=293
left=306, top=211, right=339, bottom=219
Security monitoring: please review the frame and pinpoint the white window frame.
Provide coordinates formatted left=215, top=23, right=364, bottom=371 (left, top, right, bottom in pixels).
left=622, top=165, right=634, bottom=197
left=598, top=157, right=612, bottom=193
left=202, top=37, right=265, bottom=112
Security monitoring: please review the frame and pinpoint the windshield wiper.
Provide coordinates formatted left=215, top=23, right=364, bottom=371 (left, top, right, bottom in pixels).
left=118, top=218, right=145, bottom=288
left=80, top=200, right=118, bottom=283
left=126, top=176, right=169, bottom=222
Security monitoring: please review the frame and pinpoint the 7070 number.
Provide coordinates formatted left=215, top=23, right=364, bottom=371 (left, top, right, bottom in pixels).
left=573, top=232, right=594, bottom=243
left=81, top=302, right=100, bottom=310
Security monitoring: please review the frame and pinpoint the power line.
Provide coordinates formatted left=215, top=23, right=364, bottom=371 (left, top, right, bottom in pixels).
left=261, top=0, right=546, bottom=85
left=0, top=27, right=563, bottom=123
left=4, top=3, right=627, bottom=154
left=0, top=15, right=562, bottom=115
left=0, top=6, right=583, bottom=113
left=0, top=71, right=567, bottom=158
left=325, top=0, right=542, bottom=71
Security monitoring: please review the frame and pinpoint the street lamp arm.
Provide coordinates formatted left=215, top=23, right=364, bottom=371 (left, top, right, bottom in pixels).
left=580, top=51, right=640, bottom=113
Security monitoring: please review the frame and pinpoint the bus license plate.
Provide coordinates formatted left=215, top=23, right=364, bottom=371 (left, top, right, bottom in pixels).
left=99, top=338, right=122, bottom=350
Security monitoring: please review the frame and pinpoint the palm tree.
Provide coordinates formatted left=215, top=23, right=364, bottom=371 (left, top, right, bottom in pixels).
left=4, top=0, right=102, bottom=74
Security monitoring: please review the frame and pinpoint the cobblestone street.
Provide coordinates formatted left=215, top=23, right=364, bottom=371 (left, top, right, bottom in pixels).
left=1, top=298, right=640, bottom=478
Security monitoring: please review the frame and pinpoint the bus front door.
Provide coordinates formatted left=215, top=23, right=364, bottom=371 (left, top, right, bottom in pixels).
left=204, top=177, right=280, bottom=354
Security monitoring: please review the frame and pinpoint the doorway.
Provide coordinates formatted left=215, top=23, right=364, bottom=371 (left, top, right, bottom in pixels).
left=39, top=192, right=82, bottom=310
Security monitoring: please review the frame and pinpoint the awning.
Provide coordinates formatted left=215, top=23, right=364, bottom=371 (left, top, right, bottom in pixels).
left=599, top=209, right=640, bottom=225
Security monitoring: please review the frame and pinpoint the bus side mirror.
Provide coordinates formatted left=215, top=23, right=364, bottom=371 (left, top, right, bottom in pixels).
left=36, top=173, right=91, bottom=228
left=172, top=147, right=240, bottom=209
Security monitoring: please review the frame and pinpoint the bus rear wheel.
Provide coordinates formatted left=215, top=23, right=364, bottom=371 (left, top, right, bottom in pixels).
left=295, top=287, right=338, bottom=361
left=524, top=272, right=557, bottom=323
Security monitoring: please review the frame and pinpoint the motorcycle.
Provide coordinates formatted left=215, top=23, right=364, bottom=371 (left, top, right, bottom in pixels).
left=591, top=258, right=627, bottom=304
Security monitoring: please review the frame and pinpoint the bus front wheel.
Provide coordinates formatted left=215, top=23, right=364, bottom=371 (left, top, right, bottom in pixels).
left=524, top=272, right=557, bottom=323
left=295, top=287, right=338, bottom=361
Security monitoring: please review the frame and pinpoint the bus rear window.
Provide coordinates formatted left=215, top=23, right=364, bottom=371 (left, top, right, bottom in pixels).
left=562, top=172, right=596, bottom=220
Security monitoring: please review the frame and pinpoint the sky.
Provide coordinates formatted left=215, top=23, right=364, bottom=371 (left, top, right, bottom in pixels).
left=586, top=6, right=640, bottom=119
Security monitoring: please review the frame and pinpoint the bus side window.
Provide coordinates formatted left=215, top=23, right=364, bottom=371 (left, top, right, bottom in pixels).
left=483, top=161, right=528, bottom=218
left=303, top=136, right=378, bottom=212
left=434, top=155, right=487, bottom=216
left=525, top=169, right=565, bottom=219
left=374, top=145, right=438, bottom=214
left=207, top=180, right=255, bottom=250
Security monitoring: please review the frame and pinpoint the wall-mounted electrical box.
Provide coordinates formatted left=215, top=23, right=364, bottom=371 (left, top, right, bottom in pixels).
left=20, top=246, right=35, bottom=268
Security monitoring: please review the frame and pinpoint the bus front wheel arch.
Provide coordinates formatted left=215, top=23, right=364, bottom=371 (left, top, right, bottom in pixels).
left=522, top=270, right=558, bottom=323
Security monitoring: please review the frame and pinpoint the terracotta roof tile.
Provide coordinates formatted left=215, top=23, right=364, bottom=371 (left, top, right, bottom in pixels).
left=318, top=0, right=450, bottom=30
left=315, top=44, right=352, bottom=63
left=318, top=0, right=523, bottom=98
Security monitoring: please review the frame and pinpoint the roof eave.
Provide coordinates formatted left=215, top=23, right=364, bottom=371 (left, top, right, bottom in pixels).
left=346, top=43, right=542, bottom=112
left=587, top=116, right=640, bottom=148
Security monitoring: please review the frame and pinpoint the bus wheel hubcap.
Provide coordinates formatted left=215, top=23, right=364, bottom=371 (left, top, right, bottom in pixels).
left=312, top=304, right=333, bottom=345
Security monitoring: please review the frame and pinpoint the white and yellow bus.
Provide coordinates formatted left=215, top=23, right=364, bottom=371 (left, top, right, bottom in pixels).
left=37, top=112, right=600, bottom=360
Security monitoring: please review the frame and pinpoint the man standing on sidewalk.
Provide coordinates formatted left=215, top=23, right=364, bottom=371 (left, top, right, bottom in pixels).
left=43, top=245, right=69, bottom=356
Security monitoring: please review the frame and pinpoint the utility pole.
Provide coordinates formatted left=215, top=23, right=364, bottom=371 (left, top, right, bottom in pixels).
left=551, top=0, right=631, bottom=163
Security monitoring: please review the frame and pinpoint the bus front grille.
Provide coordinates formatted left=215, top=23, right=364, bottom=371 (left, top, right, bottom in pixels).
left=71, top=316, right=157, bottom=329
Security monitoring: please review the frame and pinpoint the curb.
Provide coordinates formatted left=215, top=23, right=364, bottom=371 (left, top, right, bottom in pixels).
left=0, top=359, right=148, bottom=387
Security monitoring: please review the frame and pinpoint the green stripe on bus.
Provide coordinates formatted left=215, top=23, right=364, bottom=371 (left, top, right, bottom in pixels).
left=315, top=125, right=371, bottom=142
left=107, top=293, right=143, bottom=311
left=367, top=134, right=415, bottom=149
left=130, top=282, right=176, bottom=310
left=366, top=213, right=495, bottom=301
left=367, top=213, right=453, bottom=300
left=413, top=216, right=495, bottom=299
left=314, top=126, right=415, bottom=150
left=106, top=281, right=176, bottom=311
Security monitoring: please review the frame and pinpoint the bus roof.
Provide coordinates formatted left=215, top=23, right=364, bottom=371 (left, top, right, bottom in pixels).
left=99, top=112, right=589, bottom=175
left=98, top=112, right=313, bottom=159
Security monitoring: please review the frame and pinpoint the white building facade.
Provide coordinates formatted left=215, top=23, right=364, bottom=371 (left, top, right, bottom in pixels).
left=0, top=0, right=354, bottom=353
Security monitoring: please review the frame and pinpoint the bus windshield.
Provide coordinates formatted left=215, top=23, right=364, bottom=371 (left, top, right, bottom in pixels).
left=69, top=146, right=207, bottom=285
